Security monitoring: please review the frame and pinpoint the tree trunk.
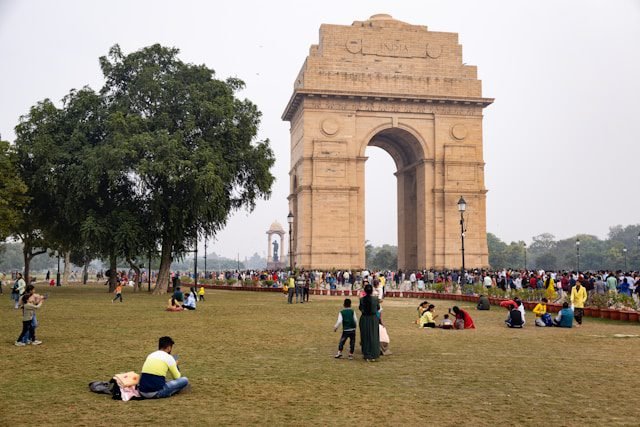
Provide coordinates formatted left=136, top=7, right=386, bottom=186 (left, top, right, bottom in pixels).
left=63, top=251, right=71, bottom=285
left=154, top=238, right=173, bottom=295
left=127, top=258, right=141, bottom=293
left=108, top=253, right=117, bottom=292
left=22, top=244, right=31, bottom=283
left=21, top=240, right=46, bottom=284
left=82, top=259, right=89, bottom=285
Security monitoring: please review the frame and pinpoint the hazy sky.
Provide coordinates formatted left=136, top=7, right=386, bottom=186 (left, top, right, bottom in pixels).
left=1, top=0, right=639, bottom=261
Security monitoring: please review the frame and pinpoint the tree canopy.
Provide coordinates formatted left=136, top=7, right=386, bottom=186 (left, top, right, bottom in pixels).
left=0, top=139, right=28, bottom=240
left=7, top=43, right=275, bottom=290
left=98, top=44, right=274, bottom=292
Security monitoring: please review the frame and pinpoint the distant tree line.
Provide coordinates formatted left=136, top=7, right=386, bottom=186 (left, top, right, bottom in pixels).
left=0, top=241, right=244, bottom=274
left=0, top=43, right=274, bottom=291
left=488, top=224, right=640, bottom=271
left=365, top=243, right=398, bottom=271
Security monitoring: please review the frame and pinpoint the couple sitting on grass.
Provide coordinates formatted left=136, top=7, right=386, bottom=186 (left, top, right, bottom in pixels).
left=166, top=287, right=196, bottom=311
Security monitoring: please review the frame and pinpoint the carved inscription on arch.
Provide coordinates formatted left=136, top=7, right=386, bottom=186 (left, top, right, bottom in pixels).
left=346, top=38, right=443, bottom=59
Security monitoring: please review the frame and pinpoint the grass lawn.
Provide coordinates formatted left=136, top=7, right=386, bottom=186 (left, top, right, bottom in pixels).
left=1, top=285, right=639, bottom=426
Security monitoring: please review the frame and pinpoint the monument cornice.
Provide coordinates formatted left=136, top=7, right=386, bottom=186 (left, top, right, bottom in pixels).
left=282, top=89, right=494, bottom=121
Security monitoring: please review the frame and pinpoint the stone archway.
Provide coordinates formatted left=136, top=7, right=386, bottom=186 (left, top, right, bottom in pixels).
left=364, top=127, right=426, bottom=271
left=283, top=14, right=492, bottom=270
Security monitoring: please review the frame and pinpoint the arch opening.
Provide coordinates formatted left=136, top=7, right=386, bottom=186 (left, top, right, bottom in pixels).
left=365, top=128, right=425, bottom=271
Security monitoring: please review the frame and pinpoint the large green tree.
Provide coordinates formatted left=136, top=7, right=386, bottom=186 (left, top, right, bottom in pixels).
left=0, top=139, right=28, bottom=240
left=99, top=44, right=275, bottom=293
left=15, top=89, right=146, bottom=290
left=12, top=100, right=65, bottom=281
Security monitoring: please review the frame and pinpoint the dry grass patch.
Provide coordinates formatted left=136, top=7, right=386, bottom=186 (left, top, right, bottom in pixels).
left=1, top=286, right=639, bottom=426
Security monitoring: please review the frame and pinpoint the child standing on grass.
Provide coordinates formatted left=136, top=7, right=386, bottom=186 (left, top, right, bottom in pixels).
left=198, top=286, right=205, bottom=302
left=334, top=298, right=357, bottom=360
left=15, top=285, right=42, bottom=346
left=112, top=283, right=123, bottom=303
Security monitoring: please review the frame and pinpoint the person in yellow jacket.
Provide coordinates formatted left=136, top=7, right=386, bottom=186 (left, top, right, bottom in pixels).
left=571, top=280, right=588, bottom=326
left=197, top=286, right=205, bottom=302
left=533, top=298, right=548, bottom=327
left=544, top=276, right=557, bottom=301
left=287, top=275, right=295, bottom=304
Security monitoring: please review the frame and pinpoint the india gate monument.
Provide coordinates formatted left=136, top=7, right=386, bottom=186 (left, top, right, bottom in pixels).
left=283, top=14, right=492, bottom=271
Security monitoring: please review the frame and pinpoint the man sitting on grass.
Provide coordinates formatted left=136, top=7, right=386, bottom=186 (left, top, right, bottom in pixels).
left=505, top=304, right=524, bottom=328
left=553, top=302, right=574, bottom=328
left=138, top=336, right=189, bottom=399
left=477, top=295, right=490, bottom=310
left=182, top=292, right=196, bottom=310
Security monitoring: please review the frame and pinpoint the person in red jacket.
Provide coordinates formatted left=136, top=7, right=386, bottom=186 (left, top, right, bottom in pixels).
left=449, top=306, right=475, bottom=329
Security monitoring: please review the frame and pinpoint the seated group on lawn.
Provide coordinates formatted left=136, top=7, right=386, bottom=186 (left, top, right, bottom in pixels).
left=503, top=297, right=574, bottom=328
left=417, top=302, right=475, bottom=329
left=166, top=286, right=197, bottom=311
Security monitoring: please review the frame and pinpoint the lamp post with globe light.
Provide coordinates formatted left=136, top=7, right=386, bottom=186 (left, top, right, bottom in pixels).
left=287, top=211, right=294, bottom=273
left=457, top=197, right=467, bottom=275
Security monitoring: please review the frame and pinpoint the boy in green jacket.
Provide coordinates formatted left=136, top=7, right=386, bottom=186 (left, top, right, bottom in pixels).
left=334, top=298, right=358, bottom=360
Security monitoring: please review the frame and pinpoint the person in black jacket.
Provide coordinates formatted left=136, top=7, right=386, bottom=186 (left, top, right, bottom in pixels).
left=505, top=304, right=524, bottom=328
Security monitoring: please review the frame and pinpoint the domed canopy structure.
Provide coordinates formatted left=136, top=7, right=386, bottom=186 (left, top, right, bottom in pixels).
left=268, top=221, right=285, bottom=234
left=266, top=220, right=286, bottom=269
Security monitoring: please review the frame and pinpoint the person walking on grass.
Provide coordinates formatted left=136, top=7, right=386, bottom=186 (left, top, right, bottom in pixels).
left=334, top=298, right=357, bottom=360
left=571, top=280, right=587, bottom=326
left=198, top=286, right=205, bottom=302
left=14, top=273, right=26, bottom=309
left=112, top=283, right=123, bottom=303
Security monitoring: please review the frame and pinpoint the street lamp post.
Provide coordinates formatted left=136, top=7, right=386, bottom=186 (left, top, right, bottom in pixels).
left=524, top=243, right=527, bottom=270
left=194, top=237, right=198, bottom=288
left=287, top=211, right=294, bottom=273
left=623, top=247, right=627, bottom=272
left=457, top=197, right=466, bottom=275
left=576, top=238, right=580, bottom=272
left=204, top=237, right=208, bottom=280
left=56, top=251, right=61, bottom=287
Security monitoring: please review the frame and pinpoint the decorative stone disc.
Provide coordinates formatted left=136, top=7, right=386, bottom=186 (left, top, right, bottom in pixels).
left=346, top=39, right=362, bottom=54
left=426, top=43, right=442, bottom=59
left=451, top=124, right=468, bottom=140
left=321, top=119, right=339, bottom=136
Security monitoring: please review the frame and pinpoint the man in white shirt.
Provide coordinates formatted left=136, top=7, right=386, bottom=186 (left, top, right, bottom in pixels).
left=182, top=292, right=196, bottom=310
left=483, top=274, right=493, bottom=289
